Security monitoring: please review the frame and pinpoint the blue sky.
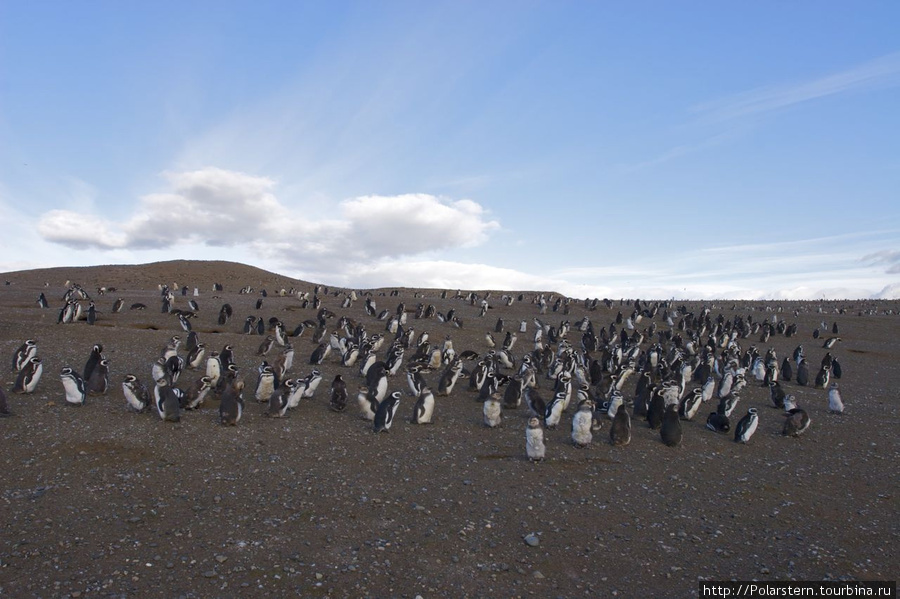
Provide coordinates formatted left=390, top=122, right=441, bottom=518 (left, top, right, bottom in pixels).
left=1, top=2, right=898, bottom=299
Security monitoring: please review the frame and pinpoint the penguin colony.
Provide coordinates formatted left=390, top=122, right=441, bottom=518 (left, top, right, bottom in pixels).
left=6, top=279, right=853, bottom=459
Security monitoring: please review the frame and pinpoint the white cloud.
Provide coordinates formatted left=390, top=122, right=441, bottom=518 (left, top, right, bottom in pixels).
left=36, top=166, right=500, bottom=271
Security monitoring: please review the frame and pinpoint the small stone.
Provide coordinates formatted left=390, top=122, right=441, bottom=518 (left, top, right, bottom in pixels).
left=202, top=571, right=217, bottom=578
left=524, top=533, right=540, bottom=547
left=760, top=567, right=770, bottom=574
left=215, top=555, right=227, bottom=563
left=533, top=570, right=545, bottom=579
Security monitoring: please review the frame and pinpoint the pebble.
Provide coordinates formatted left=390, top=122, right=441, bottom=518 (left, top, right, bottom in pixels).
left=524, top=533, right=539, bottom=547
left=533, top=570, right=545, bottom=579
left=215, top=555, right=227, bottom=563
left=202, top=571, right=217, bottom=578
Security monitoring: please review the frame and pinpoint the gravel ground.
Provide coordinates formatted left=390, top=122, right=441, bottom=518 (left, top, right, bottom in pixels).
left=1, top=260, right=898, bottom=598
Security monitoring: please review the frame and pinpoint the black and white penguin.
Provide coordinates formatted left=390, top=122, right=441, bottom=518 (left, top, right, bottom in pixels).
left=205, top=352, right=222, bottom=387
left=660, top=404, right=683, bottom=447
left=165, top=355, right=185, bottom=385
left=329, top=374, right=348, bottom=412
left=373, top=391, right=401, bottom=433
left=83, top=343, right=104, bottom=382
left=734, top=407, right=759, bottom=443
left=12, top=339, right=37, bottom=372
left=525, top=417, right=546, bottom=461
left=705, top=411, right=730, bottom=433
left=796, top=359, right=809, bottom=386
left=300, top=369, right=323, bottom=399
left=524, top=387, right=546, bottom=422
left=86, top=358, right=110, bottom=396
left=828, top=382, right=844, bottom=414
left=254, top=364, right=276, bottom=403
left=185, top=330, right=200, bottom=354
left=122, top=374, right=151, bottom=413
left=219, top=344, right=235, bottom=369
left=357, top=386, right=379, bottom=420
left=609, top=403, right=631, bottom=447
left=219, top=376, right=244, bottom=426
left=257, top=335, right=275, bottom=356
left=183, top=376, right=213, bottom=410
left=411, top=386, right=435, bottom=424
left=831, top=357, right=842, bottom=379
left=814, top=365, right=831, bottom=389
left=177, top=313, right=191, bottom=332
left=717, top=393, right=739, bottom=418
left=769, top=381, right=786, bottom=409
left=13, top=356, right=43, bottom=394
left=483, top=392, right=502, bottom=428
left=60, top=367, right=86, bottom=406
left=544, top=390, right=566, bottom=429
left=309, top=342, right=331, bottom=365
left=679, top=388, right=703, bottom=421
left=153, top=378, right=181, bottom=422
left=780, top=357, right=793, bottom=382
left=266, top=379, right=295, bottom=417
left=186, top=343, right=206, bottom=370
left=112, top=298, right=125, bottom=313
left=571, top=400, right=594, bottom=447
left=437, top=358, right=463, bottom=397
left=647, top=390, right=665, bottom=430
left=37, top=292, right=49, bottom=309
left=783, top=408, right=811, bottom=436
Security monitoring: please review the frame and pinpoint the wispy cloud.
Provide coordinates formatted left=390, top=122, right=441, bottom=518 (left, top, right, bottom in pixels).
left=862, top=249, right=900, bottom=274
left=693, top=51, right=900, bottom=123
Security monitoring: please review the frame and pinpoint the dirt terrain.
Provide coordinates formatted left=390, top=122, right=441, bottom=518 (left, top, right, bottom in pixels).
left=0, top=260, right=897, bottom=598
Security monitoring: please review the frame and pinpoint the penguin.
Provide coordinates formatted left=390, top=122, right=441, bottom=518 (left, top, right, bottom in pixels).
left=205, top=352, right=222, bottom=387
left=266, top=379, right=295, bottom=418
left=60, top=367, right=86, bottom=406
left=177, top=313, right=191, bottom=332
left=734, top=408, right=759, bottom=443
left=679, top=388, right=703, bottom=421
left=781, top=357, right=793, bottom=382
left=183, top=376, right=213, bottom=410
left=12, top=339, right=37, bottom=372
left=832, top=357, right=842, bottom=379
left=823, top=337, right=841, bottom=349
left=13, top=356, right=43, bottom=394
left=436, top=358, right=463, bottom=396
left=609, top=403, right=631, bottom=447
left=300, top=369, right=323, bottom=399
left=796, top=359, right=809, bottom=386
left=503, top=376, right=524, bottom=409
left=814, top=365, right=830, bottom=389
left=647, top=390, right=665, bottom=430
left=481, top=392, right=503, bottom=428
left=310, top=342, right=331, bottom=365
left=85, top=358, right=110, bottom=395
left=544, top=390, right=566, bottom=429
left=373, top=391, right=402, bottom=432
left=717, top=393, right=739, bottom=418
left=154, top=378, right=181, bottom=422
left=188, top=299, right=199, bottom=312
left=828, top=382, right=844, bottom=414
left=112, top=298, right=125, bottom=313
left=329, top=375, right=348, bottom=412
left=257, top=335, right=275, bottom=356
left=254, top=364, right=276, bottom=403
left=83, top=343, right=104, bottom=381
left=783, top=408, right=811, bottom=436
left=219, top=376, right=244, bottom=425
left=165, top=355, right=185, bottom=385
left=769, top=381, right=786, bottom=409
left=524, top=387, right=546, bottom=422
left=122, top=374, right=151, bottom=413
left=782, top=394, right=798, bottom=413
left=186, top=343, right=206, bottom=370
left=525, top=417, right=546, bottom=462
left=660, top=404, right=683, bottom=447
left=219, top=344, right=235, bottom=369
left=412, top=386, right=436, bottom=424
left=357, top=386, right=379, bottom=420
left=37, top=292, right=49, bottom=308
left=185, top=330, right=200, bottom=354
left=243, top=316, right=257, bottom=335
left=705, top=411, right=730, bottom=433
left=571, top=400, right=594, bottom=447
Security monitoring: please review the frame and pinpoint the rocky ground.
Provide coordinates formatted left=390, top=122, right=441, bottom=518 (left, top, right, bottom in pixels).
left=0, top=260, right=897, bottom=598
